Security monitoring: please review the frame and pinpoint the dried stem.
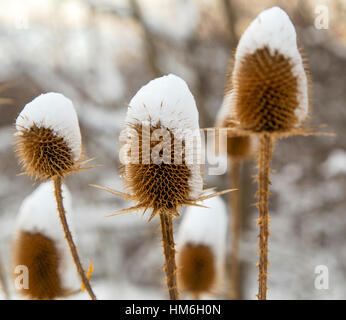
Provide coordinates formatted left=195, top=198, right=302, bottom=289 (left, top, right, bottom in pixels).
left=53, top=176, right=97, bottom=300
left=0, top=256, right=9, bottom=300
left=257, top=133, right=273, bottom=300
left=229, top=158, right=241, bottom=300
left=159, top=213, right=179, bottom=300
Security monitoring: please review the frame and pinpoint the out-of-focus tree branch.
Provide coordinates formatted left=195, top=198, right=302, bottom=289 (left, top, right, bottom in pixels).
left=221, top=0, right=238, bottom=49
left=129, top=0, right=162, bottom=77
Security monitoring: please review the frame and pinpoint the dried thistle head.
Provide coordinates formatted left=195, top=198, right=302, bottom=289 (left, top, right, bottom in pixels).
left=121, top=122, right=196, bottom=218
left=178, top=243, right=215, bottom=297
left=176, top=196, right=228, bottom=297
left=13, top=182, right=80, bottom=298
left=222, top=7, right=310, bottom=133
left=15, top=93, right=82, bottom=181
left=13, top=231, right=64, bottom=300
left=118, top=74, right=204, bottom=220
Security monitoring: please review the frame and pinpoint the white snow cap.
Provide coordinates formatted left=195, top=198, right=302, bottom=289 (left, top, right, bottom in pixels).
left=234, top=6, right=309, bottom=122
left=15, top=181, right=80, bottom=291
left=126, top=74, right=200, bottom=131
left=125, top=74, right=203, bottom=198
left=16, top=92, right=82, bottom=161
left=177, top=196, right=228, bottom=290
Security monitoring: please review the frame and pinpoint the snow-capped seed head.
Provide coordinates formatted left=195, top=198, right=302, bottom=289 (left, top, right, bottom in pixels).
left=121, top=74, right=203, bottom=220
left=15, top=93, right=82, bottom=180
left=229, top=7, right=309, bottom=132
left=13, top=182, right=79, bottom=299
left=126, top=74, right=200, bottom=132
left=176, top=196, right=228, bottom=297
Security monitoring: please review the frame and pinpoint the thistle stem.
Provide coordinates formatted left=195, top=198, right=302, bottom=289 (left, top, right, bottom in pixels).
left=159, top=213, right=179, bottom=300
left=53, top=176, right=97, bottom=300
left=257, top=133, right=273, bottom=300
left=229, top=158, right=241, bottom=300
left=0, top=256, right=9, bottom=300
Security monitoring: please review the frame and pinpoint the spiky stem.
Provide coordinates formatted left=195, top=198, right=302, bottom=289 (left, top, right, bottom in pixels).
left=229, top=158, right=241, bottom=300
left=257, top=133, right=273, bottom=300
left=159, top=213, right=179, bottom=300
left=0, top=256, right=9, bottom=300
left=53, top=176, right=97, bottom=300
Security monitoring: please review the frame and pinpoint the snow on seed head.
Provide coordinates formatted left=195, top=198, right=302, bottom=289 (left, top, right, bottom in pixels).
left=13, top=182, right=79, bottom=299
left=15, top=93, right=82, bottom=180
left=121, top=74, right=203, bottom=220
left=227, top=7, right=309, bottom=132
left=176, top=196, right=228, bottom=297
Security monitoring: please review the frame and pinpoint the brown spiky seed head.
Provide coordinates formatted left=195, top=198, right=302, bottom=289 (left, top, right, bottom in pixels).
left=234, top=47, right=302, bottom=132
left=229, top=7, right=310, bottom=133
left=13, top=231, right=64, bottom=300
left=15, top=124, right=75, bottom=181
left=122, top=123, right=200, bottom=218
left=178, top=243, right=215, bottom=296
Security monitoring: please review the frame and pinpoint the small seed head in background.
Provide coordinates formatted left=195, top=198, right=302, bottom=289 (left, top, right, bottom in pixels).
left=13, top=231, right=63, bottom=300
left=178, top=243, right=216, bottom=297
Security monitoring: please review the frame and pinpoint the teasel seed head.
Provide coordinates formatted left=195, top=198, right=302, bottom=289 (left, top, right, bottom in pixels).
left=223, top=7, right=310, bottom=133
left=120, top=74, right=203, bottom=220
left=176, top=196, right=228, bottom=298
left=12, top=182, right=79, bottom=299
left=15, top=93, right=82, bottom=181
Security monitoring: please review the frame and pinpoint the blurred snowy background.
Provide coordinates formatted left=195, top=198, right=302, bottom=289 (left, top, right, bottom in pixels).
left=0, top=0, right=346, bottom=300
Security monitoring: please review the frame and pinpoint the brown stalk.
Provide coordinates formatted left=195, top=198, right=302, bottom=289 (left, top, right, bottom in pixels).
left=257, top=133, right=273, bottom=300
left=229, top=158, right=241, bottom=300
left=53, top=176, right=97, bottom=300
left=159, top=213, right=179, bottom=300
